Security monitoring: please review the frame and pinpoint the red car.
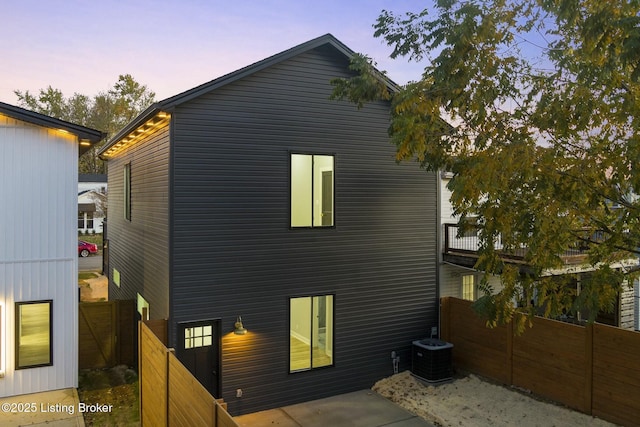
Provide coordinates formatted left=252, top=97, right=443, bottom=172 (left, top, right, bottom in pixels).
left=78, top=240, right=98, bottom=257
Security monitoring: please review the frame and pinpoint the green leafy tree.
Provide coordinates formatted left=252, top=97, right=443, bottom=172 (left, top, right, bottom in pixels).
left=15, top=74, right=156, bottom=173
left=331, top=0, right=640, bottom=330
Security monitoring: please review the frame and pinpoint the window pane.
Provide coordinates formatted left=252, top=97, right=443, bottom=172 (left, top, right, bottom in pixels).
left=290, top=295, right=334, bottom=372
left=312, top=295, right=333, bottom=368
left=203, top=326, right=212, bottom=336
left=291, top=154, right=312, bottom=227
left=313, top=156, right=334, bottom=227
left=124, top=163, right=131, bottom=220
left=462, top=275, right=475, bottom=301
left=290, top=297, right=312, bottom=371
left=16, top=301, right=52, bottom=369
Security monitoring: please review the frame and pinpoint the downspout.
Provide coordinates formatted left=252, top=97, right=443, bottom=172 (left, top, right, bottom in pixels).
left=436, top=170, right=442, bottom=338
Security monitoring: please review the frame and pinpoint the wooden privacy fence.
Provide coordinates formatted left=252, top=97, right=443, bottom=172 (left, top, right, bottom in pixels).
left=139, top=320, right=238, bottom=427
left=79, top=300, right=136, bottom=369
left=441, top=297, right=640, bottom=427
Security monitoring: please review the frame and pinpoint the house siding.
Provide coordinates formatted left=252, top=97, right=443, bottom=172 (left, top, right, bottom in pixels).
left=169, top=45, right=438, bottom=414
left=620, top=282, right=635, bottom=330
left=0, top=115, right=78, bottom=397
left=106, top=124, right=170, bottom=319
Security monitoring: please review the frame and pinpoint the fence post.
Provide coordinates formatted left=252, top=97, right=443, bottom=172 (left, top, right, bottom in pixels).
left=440, top=297, right=451, bottom=342
left=585, top=323, right=594, bottom=414
left=506, top=319, right=514, bottom=385
left=138, top=321, right=143, bottom=426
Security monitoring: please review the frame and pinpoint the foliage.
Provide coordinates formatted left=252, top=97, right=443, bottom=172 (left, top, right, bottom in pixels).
left=15, top=74, right=156, bottom=173
left=331, top=0, right=640, bottom=328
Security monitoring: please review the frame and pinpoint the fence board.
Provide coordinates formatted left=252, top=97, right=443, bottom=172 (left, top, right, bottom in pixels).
left=140, top=322, right=169, bottom=427
left=117, top=300, right=136, bottom=366
left=592, top=324, right=640, bottom=426
left=138, top=321, right=239, bottom=427
left=79, top=300, right=137, bottom=369
left=79, top=302, right=116, bottom=368
left=443, top=298, right=510, bottom=383
left=169, top=352, right=216, bottom=427
left=441, top=297, right=640, bottom=427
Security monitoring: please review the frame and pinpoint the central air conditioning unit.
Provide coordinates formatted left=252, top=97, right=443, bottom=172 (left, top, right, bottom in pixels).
left=411, top=338, right=453, bottom=383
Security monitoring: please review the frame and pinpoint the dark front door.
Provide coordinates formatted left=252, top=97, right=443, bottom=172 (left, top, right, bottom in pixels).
left=178, top=320, right=220, bottom=397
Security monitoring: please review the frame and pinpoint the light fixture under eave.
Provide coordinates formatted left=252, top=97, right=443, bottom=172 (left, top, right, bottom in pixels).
left=80, top=139, right=91, bottom=146
left=234, top=316, right=247, bottom=335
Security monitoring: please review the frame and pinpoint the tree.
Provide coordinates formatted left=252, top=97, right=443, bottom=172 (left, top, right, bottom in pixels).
left=15, top=74, right=156, bottom=173
left=331, top=0, right=640, bottom=330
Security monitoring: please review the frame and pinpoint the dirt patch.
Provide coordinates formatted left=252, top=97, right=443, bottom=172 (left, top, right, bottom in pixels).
left=373, top=371, right=616, bottom=427
left=80, top=274, right=108, bottom=302
left=78, top=365, right=139, bottom=426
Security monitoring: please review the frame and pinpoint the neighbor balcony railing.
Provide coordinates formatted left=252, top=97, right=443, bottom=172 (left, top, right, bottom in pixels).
left=443, top=223, right=590, bottom=261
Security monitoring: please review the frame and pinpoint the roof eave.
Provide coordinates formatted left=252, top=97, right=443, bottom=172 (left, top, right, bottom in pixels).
left=0, top=101, right=105, bottom=157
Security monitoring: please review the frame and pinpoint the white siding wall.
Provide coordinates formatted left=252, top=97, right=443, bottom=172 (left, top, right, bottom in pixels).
left=439, top=173, right=503, bottom=298
left=0, top=114, right=78, bottom=397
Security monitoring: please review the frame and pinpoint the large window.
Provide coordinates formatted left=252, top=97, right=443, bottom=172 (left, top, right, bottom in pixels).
left=15, top=301, right=52, bottom=369
left=124, top=163, right=131, bottom=221
left=289, top=294, right=334, bottom=372
left=290, top=154, right=334, bottom=227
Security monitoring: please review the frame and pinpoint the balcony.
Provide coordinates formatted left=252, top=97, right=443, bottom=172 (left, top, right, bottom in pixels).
left=442, top=223, right=590, bottom=270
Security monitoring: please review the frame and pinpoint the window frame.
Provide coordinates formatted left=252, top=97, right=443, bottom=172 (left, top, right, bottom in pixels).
left=289, top=152, right=335, bottom=229
left=15, top=300, right=53, bottom=370
left=462, top=274, right=476, bottom=301
left=289, top=293, right=335, bottom=373
left=124, top=162, right=131, bottom=221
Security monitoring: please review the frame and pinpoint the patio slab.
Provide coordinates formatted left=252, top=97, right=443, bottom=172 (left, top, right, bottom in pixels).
left=235, top=389, right=433, bottom=427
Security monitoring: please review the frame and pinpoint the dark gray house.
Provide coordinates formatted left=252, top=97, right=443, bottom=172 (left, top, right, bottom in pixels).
left=99, top=34, right=438, bottom=415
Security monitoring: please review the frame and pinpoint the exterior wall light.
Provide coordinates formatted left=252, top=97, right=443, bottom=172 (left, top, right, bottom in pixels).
left=234, top=316, right=247, bottom=335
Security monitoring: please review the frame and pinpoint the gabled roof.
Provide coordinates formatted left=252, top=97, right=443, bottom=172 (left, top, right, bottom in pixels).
left=99, top=34, right=399, bottom=158
left=0, top=101, right=104, bottom=156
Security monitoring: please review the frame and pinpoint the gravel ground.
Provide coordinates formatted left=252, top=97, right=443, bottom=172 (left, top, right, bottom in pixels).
left=373, top=371, right=617, bottom=427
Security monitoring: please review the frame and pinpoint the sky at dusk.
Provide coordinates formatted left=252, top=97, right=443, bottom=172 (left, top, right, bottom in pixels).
left=1, top=0, right=432, bottom=105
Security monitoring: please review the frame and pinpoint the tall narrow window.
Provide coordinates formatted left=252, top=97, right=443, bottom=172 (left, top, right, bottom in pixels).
left=462, top=275, right=475, bottom=301
left=291, top=154, right=334, bottom=227
left=15, top=301, right=52, bottom=369
left=289, top=294, right=334, bottom=372
left=124, top=163, right=131, bottom=221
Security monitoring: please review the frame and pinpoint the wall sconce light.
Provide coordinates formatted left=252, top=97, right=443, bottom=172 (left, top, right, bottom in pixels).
left=234, top=316, right=247, bottom=335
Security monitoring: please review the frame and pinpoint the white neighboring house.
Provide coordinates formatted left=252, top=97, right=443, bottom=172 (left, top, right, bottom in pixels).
left=439, top=171, right=503, bottom=301
left=78, top=174, right=107, bottom=234
left=0, top=101, right=102, bottom=397
left=439, top=171, right=639, bottom=330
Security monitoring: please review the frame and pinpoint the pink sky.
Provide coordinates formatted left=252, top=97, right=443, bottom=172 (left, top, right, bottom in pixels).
left=2, top=0, right=430, bottom=104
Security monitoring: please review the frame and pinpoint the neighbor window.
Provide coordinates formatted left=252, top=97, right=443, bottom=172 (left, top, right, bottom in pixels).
left=290, top=154, right=334, bottom=227
left=15, top=301, right=52, bottom=369
left=462, top=275, right=475, bottom=301
left=124, top=163, right=131, bottom=221
left=289, top=294, right=334, bottom=372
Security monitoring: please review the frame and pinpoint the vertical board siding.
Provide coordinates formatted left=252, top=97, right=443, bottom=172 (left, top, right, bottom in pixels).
left=170, top=45, right=438, bottom=414
left=107, top=124, right=170, bottom=319
left=0, top=116, right=78, bottom=397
